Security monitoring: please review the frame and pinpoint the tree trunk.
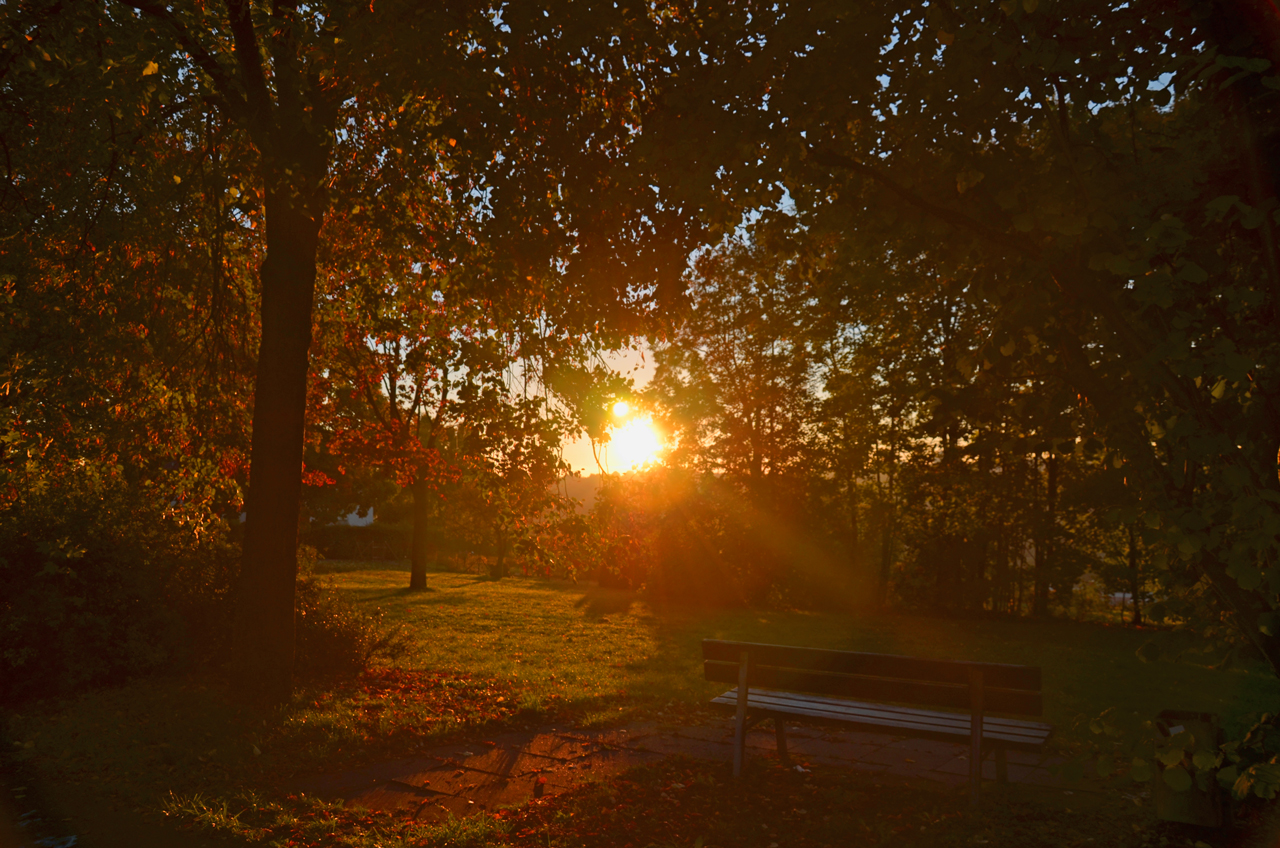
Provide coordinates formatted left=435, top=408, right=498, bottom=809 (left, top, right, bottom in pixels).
left=848, top=471, right=860, bottom=571
left=232, top=193, right=320, bottom=705
left=409, top=478, right=434, bottom=590
left=1127, top=523, right=1143, bottom=626
left=491, top=525, right=509, bottom=579
left=1033, top=452, right=1057, bottom=617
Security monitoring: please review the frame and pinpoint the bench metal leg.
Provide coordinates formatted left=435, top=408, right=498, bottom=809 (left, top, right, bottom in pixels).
left=996, top=746, right=1008, bottom=783
left=775, top=718, right=789, bottom=764
left=733, top=651, right=749, bottom=777
left=968, top=668, right=984, bottom=807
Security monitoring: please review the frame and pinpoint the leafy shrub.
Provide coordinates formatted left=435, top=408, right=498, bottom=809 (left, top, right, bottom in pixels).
left=0, top=464, right=237, bottom=703
left=293, top=553, right=406, bottom=682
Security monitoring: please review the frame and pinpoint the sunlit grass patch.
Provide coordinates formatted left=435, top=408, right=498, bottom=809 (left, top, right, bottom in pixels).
left=334, top=566, right=676, bottom=725
left=332, top=563, right=1280, bottom=739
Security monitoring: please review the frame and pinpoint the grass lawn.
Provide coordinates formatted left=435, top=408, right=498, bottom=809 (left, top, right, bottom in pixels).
left=331, top=562, right=1279, bottom=738
left=5, top=561, right=1279, bottom=848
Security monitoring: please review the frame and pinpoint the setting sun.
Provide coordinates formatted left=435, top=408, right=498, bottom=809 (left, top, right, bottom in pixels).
left=603, top=416, right=663, bottom=472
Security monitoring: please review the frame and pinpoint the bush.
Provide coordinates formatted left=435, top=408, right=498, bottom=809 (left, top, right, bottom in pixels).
left=0, top=464, right=237, bottom=703
left=294, top=551, right=406, bottom=681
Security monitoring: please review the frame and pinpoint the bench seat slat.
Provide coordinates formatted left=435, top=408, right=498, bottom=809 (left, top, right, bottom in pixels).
left=715, top=688, right=1051, bottom=735
left=711, top=688, right=1050, bottom=750
left=709, top=690, right=1039, bottom=745
left=703, top=639, right=1040, bottom=691
left=704, top=660, right=1042, bottom=716
left=712, top=688, right=1052, bottom=742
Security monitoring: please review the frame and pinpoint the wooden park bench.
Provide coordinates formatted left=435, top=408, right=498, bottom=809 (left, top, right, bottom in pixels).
left=703, top=639, right=1052, bottom=802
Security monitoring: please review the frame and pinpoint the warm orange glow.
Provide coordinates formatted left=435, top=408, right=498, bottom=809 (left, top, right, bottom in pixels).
left=604, top=416, right=663, bottom=472
left=612, top=400, right=630, bottom=417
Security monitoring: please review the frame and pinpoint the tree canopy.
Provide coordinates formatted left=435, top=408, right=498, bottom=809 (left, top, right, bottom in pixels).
left=636, top=0, right=1280, bottom=670
left=6, top=0, right=1280, bottom=704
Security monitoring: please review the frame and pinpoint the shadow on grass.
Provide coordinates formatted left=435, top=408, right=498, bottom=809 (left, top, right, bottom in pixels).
left=353, top=588, right=425, bottom=603
left=315, top=559, right=410, bottom=574
left=406, top=592, right=472, bottom=607
left=573, top=586, right=635, bottom=619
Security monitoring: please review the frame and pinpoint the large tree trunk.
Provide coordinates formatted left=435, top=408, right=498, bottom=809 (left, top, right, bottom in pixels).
left=232, top=194, right=320, bottom=705
left=409, top=478, right=435, bottom=590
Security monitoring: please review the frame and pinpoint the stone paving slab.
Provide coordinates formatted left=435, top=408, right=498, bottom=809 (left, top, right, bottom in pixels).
left=785, top=737, right=882, bottom=763
left=625, top=733, right=734, bottom=761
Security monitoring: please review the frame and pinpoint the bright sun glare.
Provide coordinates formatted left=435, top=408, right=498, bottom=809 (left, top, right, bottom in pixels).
left=604, top=415, right=662, bottom=472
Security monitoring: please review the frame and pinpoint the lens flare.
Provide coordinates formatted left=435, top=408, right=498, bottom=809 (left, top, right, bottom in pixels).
left=604, top=416, right=662, bottom=471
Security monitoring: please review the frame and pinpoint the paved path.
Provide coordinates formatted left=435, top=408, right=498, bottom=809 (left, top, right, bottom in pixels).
left=291, top=717, right=1066, bottom=823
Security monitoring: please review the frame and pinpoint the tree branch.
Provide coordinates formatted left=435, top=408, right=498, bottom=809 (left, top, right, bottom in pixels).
left=810, top=147, right=1036, bottom=260
left=114, top=0, right=249, bottom=124
left=223, top=0, right=277, bottom=153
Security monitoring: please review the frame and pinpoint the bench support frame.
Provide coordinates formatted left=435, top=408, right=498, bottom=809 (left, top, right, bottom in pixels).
left=716, top=644, right=1047, bottom=805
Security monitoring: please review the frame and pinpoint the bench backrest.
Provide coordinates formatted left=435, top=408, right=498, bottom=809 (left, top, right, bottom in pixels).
left=703, top=639, right=1042, bottom=716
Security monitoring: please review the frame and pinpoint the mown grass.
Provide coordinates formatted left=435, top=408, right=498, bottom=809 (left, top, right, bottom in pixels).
left=334, top=562, right=1280, bottom=738
left=6, top=561, right=1280, bottom=847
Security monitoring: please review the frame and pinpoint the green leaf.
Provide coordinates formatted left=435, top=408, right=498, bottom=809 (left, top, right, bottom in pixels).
left=1158, top=746, right=1187, bottom=767
left=1247, top=763, right=1280, bottom=799
left=1163, top=764, right=1193, bottom=792
left=1096, top=753, right=1114, bottom=778
left=1130, top=758, right=1153, bottom=782
left=1136, top=641, right=1162, bottom=663
left=1192, top=750, right=1220, bottom=771
left=1206, top=195, right=1241, bottom=220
